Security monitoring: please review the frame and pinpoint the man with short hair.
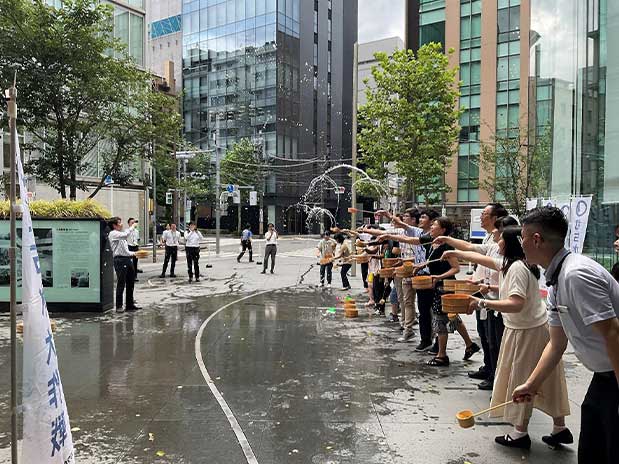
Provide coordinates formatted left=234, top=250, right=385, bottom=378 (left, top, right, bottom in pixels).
left=184, top=222, right=204, bottom=282
left=107, top=217, right=140, bottom=312
left=160, top=223, right=181, bottom=278
left=237, top=224, right=254, bottom=263
left=127, top=218, right=140, bottom=280
left=467, top=202, right=508, bottom=384
left=316, top=230, right=337, bottom=288
left=514, top=206, right=619, bottom=462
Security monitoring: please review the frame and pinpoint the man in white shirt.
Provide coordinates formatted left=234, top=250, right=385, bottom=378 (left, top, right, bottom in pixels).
left=514, top=206, right=619, bottom=462
left=184, top=222, right=204, bottom=282
left=107, top=217, right=140, bottom=312
left=159, top=223, right=181, bottom=278
left=261, top=223, right=278, bottom=274
left=127, top=218, right=141, bottom=280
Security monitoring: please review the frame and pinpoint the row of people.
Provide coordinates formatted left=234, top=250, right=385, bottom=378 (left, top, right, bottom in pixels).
left=344, top=205, right=618, bottom=462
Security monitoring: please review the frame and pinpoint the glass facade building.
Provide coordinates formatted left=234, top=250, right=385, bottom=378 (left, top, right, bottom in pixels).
left=529, top=0, right=619, bottom=258
left=181, top=0, right=357, bottom=232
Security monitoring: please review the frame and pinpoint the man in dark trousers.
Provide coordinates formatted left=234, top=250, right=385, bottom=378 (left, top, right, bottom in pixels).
left=514, top=207, right=619, bottom=462
left=127, top=217, right=140, bottom=281
left=160, top=223, right=180, bottom=278
left=237, top=224, right=253, bottom=263
left=107, top=217, right=141, bottom=312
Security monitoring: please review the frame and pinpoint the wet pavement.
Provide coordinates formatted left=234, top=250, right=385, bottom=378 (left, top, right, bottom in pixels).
left=0, top=239, right=588, bottom=463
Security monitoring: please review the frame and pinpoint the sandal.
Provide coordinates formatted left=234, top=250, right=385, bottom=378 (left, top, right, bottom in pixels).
left=463, top=342, right=481, bottom=361
left=427, top=356, right=450, bottom=367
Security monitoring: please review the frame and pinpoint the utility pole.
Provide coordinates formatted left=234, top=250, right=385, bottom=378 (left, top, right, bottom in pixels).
left=6, top=82, right=18, bottom=464
left=152, top=162, right=158, bottom=262
left=351, top=41, right=359, bottom=277
left=215, top=118, right=221, bottom=255
left=258, top=130, right=265, bottom=236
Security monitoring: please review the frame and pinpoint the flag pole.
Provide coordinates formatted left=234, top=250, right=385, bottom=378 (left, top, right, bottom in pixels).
left=7, top=81, right=18, bottom=463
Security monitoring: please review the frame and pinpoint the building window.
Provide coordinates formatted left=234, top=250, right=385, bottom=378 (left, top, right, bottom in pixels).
left=497, top=4, right=520, bottom=43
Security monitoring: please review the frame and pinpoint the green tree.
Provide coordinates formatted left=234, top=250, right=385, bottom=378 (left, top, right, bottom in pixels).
left=0, top=0, right=157, bottom=199
left=479, top=127, right=552, bottom=217
left=220, top=138, right=266, bottom=195
left=357, top=43, right=461, bottom=204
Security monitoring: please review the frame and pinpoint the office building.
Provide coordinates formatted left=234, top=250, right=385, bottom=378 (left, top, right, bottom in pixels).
left=357, top=37, right=404, bottom=106
left=181, top=0, right=357, bottom=232
left=147, top=0, right=183, bottom=89
left=529, top=0, right=619, bottom=255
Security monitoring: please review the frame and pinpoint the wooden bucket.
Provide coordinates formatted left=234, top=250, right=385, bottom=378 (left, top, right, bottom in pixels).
left=319, top=257, right=333, bottom=265
left=354, top=255, right=370, bottom=264
left=382, top=258, right=400, bottom=268
left=379, top=267, right=396, bottom=278
left=394, top=265, right=415, bottom=278
left=135, top=250, right=149, bottom=259
left=345, top=308, right=359, bottom=318
left=441, top=294, right=472, bottom=314
left=443, top=280, right=457, bottom=293
left=412, top=276, right=433, bottom=289
left=454, top=282, right=480, bottom=295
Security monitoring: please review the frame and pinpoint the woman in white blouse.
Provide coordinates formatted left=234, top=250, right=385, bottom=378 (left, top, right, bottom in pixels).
left=261, top=223, right=278, bottom=274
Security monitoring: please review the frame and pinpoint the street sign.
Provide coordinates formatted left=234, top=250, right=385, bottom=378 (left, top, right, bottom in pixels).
left=226, top=184, right=234, bottom=193
left=104, top=175, right=113, bottom=186
left=232, top=191, right=241, bottom=204
left=165, top=191, right=173, bottom=205
left=470, top=208, right=485, bottom=240
left=249, top=191, right=258, bottom=206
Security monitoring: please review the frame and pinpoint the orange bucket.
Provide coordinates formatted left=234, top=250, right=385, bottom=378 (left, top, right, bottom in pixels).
left=412, top=276, right=433, bottom=289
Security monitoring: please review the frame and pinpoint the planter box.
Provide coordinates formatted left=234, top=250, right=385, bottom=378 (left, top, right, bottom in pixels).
left=0, top=218, right=113, bottom=312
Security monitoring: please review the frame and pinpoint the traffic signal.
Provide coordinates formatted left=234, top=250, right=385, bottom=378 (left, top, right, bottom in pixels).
left=166, top=191, right=173, bottom=205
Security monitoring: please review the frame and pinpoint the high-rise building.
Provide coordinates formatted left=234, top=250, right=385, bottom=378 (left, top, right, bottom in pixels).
left=357, top=37, right=404, bottom=107
left=181, top=0, right=357, bottom=232
left=529, top=0, right=619, bottom=256
left=406, top=0, right=530, bottom=213
left=147, top=0, right=183, bottom=89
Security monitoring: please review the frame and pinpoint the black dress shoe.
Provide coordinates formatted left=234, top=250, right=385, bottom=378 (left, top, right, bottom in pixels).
left=478, top=379, right=494, bottom=391
left=468, top=367, right=489, bottom=380
left=495, top=434, right=531, bottom=450
left=542, top=428, right=574, bottom=448
left=137, top=269, right=143, bottom=273
left=170, top=274, right=176, bottom=278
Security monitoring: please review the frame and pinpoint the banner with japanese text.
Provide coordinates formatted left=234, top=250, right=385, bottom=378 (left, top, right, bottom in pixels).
left=556, top=200, right=572, bottom=249
left=568, top=196, right=592, bottom=254
left=16, top=132, right=75, bottom=463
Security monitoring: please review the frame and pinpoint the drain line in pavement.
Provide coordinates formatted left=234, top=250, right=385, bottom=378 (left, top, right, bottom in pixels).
left=195, top=289, right=274, bottom=464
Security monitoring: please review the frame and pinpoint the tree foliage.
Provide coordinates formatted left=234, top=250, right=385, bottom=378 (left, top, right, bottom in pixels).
left=0, top=0, right=181, bottom=200
left=357, top=43, right=461, bottom=204
left=479, top=127, right=552, bottom=217
left=220, top=138, right=266, bottom=196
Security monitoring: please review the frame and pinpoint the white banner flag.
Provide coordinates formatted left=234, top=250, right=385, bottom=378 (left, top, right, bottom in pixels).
left=569, top=196, right=592, bottom=254
left=526, top=198, right=539, bottom=211
left=556, top=200, right=572, bottom=249
left=16, top=133, right=75, bottom=463
left=543, top=198, right=557, bottom=208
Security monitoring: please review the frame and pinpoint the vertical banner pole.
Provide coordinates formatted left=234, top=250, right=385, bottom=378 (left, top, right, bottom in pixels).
left=7, top=83, right=18, bottom=464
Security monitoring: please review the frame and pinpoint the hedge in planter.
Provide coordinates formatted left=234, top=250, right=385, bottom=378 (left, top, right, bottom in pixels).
left=0, top=199, right=111, bottom=219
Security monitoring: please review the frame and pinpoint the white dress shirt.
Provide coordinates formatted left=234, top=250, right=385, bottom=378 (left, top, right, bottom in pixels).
left=108, top=228, right=134, bottom=257
left=162, top=230, right=181, bottom=247
left=127, top=227, right=139, bottom=246
left=265, top=230, right=278, bottom=245
left=184, top=230, right=204, bottom=248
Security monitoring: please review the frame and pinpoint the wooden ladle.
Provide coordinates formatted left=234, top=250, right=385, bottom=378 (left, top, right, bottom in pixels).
left=456, top=400, right=514, bottom=429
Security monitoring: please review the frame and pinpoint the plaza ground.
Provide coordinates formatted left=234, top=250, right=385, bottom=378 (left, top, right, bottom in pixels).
left=0, top=238, right=589, bottom=463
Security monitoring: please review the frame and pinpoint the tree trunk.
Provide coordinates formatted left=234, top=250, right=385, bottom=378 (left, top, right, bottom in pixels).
left=70, top=167, right=77, bottom=200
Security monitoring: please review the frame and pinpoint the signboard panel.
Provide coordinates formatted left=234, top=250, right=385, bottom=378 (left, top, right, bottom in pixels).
left=469, top=208, right=486, bottom=240
left=0, top=220, right=101, bottom=303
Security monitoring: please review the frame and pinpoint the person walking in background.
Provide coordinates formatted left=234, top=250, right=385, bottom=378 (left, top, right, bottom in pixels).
left=184, top=222, right=203, bottom=283
left=332, top=233, right=352, bottom=290
left=127, top=218, right=141, bottom=281
left=261, top=223, right=278, bottom=274
left=316, top=230, right=336, bottom=288
left=160, top=223, right=180, bottom=278
left=107, top=217, right=140, bottom=312
left=237, top=224, right=254, bottom=263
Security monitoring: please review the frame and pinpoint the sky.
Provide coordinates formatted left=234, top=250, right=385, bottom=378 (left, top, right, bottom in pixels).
left=357, top=0, right=405, bottom=44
